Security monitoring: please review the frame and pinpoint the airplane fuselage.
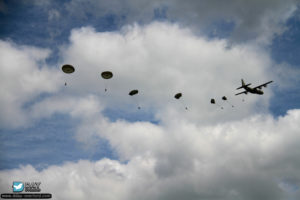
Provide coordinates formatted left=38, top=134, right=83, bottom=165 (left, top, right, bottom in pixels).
left=243, top=86, right=264, bottom=95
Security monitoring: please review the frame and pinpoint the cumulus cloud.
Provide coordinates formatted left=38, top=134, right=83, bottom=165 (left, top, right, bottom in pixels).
left=0, top=22, right=280, bottom=130
left=61, top=0, right=299, bottom=43
left=58, top=22, right=275, bottom=124
left=0, top=41, right=62, bottom=129
left=1, top=22, right=298, bottom=200
left=1, top=110, right=300, bottom=200
left=163, top=0, right=298, bottom=44
left=24, top=0, right=299, bottom=44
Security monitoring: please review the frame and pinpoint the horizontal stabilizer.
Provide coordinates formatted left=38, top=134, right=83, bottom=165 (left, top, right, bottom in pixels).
left=236, top=83, right=251, bottom=90
left=235, top=91, right=247, bottom=95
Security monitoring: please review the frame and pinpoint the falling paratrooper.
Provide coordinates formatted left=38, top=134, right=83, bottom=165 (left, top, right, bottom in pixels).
left=129, top=89, right=141, bottom=109
left=210, top=98, right=223, bottom=109
left=101, top=71, right=113, bottom=92
left=174, top=92, right=188, bottom=110
left=62, top=64, right=75, bottom=86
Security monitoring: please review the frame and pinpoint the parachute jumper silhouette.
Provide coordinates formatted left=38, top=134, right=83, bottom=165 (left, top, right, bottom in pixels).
left=222, top=96, right=234, bottom=107
left=174, top=93, right=188, bottom=110
left=62, top=64, right=75, bottom=86
left=210, top=98, right=223, bottom=109
left=101, top=71, right=113, bottom=92
left=129, top=89, right=140, bottom=109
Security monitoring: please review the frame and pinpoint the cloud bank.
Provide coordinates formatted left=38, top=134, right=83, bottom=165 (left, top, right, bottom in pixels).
left=44, top=0, right=300, bottom=43
left=0, top=22, right=277, bottom=129
left=1, top=22, right=299, bottom=200
left=0, top=41, right=62, bottom=129
left=1, top=110, right=300, bottom=200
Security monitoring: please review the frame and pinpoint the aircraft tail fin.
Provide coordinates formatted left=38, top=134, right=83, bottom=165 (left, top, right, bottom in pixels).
left=241, top=79, right=245, bottom=86
left=236, top=79, right=251, bottom=90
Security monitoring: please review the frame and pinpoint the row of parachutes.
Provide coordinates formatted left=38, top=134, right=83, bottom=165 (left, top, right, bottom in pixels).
left=62, top=64, right=235, bottom=110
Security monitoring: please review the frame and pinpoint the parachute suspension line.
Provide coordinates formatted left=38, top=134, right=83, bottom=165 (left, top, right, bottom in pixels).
left=135, top=96, right=141, bottom=110
left=181, top=100, right=188, bottom=110
left=217, top=104, right=224, bottom=109
left=226, top=101, right=234, bottom=107
left=104, top=83, right=108, bottom=92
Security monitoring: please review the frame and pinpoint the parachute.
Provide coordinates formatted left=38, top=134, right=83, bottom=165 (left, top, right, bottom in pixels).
left=222, top=96, right=234, bottom=108
left=62, top=64, right=75, bottom=74
left=101, top=71, right=113, bottom=79
left=174, top=93, right=182, bottom=99
left=101, top=71, right=113, bottom=92
left=210, top=98, right=223, bottom=109
left=129, top=89, right=138, bottom=96
left=174, top=92, right=188, bottom=110
left=62, top=64, right=75, bottom=86
left=129, top=89, right=140, bottom=109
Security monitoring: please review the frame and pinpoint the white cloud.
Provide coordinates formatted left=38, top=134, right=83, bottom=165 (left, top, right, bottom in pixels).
left=0, top=22, right=281, bottom=129
left=164, top=0, right=298, bottom=44
left=1, top=109, right=300, bottom=200
left=0, top=41, right=62, bottom=129
left=1, top=22, right=299, bottom=200
left=59, top=22, right=274, bottom=124
left=62, top=0, right=299, bottom=43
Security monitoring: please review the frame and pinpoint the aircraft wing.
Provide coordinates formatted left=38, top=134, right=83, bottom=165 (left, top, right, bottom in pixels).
left=235, top=90, right=247, bottom=96
left=252, top=81, right=273, bottom=90
left=236, top=83, right=251, bottom=90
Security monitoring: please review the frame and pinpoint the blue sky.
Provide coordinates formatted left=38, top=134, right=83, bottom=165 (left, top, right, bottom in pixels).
left=1, top=1, right=300, bottom=199
left=1, top=0, right=299, bottom=119
left=0, top=0, right=130, bottom=169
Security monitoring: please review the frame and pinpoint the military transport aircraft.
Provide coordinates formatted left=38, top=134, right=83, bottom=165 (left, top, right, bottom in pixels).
left=235, top=79, right=273, bottom=96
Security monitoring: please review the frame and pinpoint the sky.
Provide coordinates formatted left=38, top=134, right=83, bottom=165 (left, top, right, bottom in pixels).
left=1, top=0, right=300, bottom=199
